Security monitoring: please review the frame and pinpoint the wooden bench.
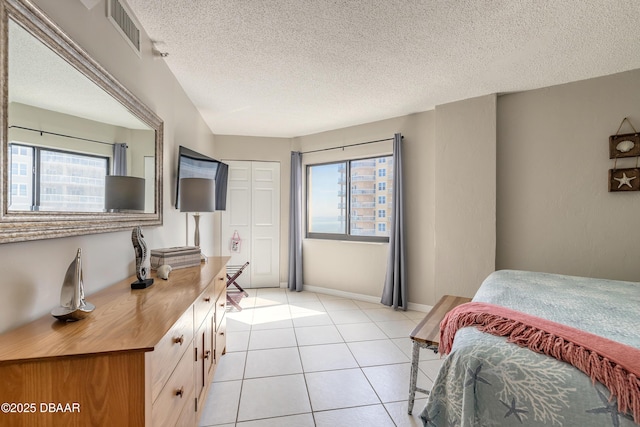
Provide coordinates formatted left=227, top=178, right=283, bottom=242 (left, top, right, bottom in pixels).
left=407, top=294, right=472, bottom=414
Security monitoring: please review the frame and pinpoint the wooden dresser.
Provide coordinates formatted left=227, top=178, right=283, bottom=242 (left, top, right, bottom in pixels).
left=0, top=256, right=229, bottom=427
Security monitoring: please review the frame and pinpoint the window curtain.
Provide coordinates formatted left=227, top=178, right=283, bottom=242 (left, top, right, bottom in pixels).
left=288, top=151, right=303, bottom=292
left=113, top=143, right=128, bottom=175
left=381, top=133, right=406, bottom=309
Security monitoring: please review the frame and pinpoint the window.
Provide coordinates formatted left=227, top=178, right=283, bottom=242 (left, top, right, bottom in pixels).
left=378, top=182, right=386, bottom=191
left=307, top=154, right=393, bottom=241
left=11, top=162, right=29, bottom=176
left=9, top=143, right=109, bottom=212
left=378, top=210, right=386, bottom=218
left=378, top=168, right=386, bottom=177
left=378, top=223, right=386, bottom=232
left=307, top=162, right=345, bottom=234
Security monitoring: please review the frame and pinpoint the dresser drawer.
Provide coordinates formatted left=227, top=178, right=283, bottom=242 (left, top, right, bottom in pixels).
left=213, top=268, right=227, bottom=299
left=175, top=396, right=197, bottom=427
left=150, top=306, right=194, bottom=403
left=215, top=293, right=226, bottom=329
left=194, top=283, right=216, bottom=329
left=152, top=347, right=195, bottom=427
left=215, top=314, right=226, bottom=363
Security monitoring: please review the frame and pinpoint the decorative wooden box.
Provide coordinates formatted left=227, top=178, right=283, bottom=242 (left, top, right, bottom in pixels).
left=151, top=246, right=201, bottom=269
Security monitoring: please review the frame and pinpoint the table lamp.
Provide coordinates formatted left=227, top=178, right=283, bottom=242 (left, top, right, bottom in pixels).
left=179, top=177, right=215, bottom=247
left=105, top=175, right=145, bottom=212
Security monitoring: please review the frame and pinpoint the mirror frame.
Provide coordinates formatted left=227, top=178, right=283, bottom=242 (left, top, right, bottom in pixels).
left=0, top=0, right=163, bottom=243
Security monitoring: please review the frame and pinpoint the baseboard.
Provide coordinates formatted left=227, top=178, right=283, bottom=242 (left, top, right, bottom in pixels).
left=303, top=285, right=382, bottom=305
left=302, top=285, right=432, bottom=313
left=407, top=302, right=433, bottom=313
left=275, top=282, right=433, bottom=313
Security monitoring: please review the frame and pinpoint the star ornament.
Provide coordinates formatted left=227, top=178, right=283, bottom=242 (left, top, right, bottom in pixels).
left=614, top=172, right=637, bottom=189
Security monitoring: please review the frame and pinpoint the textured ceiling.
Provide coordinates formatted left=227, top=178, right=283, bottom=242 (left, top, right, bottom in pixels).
left=125, top=0, right=640, bottom=138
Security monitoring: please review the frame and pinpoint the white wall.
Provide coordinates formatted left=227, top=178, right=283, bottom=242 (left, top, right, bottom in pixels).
left=0, top=0, right=217, bottom=334
left=497, top=69, right=640, bottom=281
left=434, top=95, right=497, bottom=299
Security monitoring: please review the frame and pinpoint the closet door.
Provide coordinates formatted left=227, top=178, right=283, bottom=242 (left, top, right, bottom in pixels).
left=251, top=162, right=280, bottom=288
left=221, top=161, right=280, bottom=288
left=221, top=161, right=252, bottom=287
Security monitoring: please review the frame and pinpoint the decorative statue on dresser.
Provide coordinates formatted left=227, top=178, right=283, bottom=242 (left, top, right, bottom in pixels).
left=131, top=226, right=154, bottom=289
left=51, top=248, right=95, bottom=321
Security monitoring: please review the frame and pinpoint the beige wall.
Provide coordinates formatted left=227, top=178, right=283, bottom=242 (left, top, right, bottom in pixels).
left=0, top=0, right=217, bottom=334
left=434, top=95, right=497, bottom=299
left=497, top=69, right=640, bottom=281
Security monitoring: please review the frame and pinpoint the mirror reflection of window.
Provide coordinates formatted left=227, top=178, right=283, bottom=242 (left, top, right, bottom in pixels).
left=9, top=143, right=108, bottom=212
left=9, top=144, right=33, bottom=210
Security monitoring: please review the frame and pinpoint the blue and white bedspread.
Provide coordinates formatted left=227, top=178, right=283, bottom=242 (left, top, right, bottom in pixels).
left=421, top=270, right=640, bottom=427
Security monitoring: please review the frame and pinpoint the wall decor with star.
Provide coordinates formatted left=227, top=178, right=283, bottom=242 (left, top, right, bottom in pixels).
left=608, top=118, right=640, bottom=192
left=608, top=168, right=640, bottom=192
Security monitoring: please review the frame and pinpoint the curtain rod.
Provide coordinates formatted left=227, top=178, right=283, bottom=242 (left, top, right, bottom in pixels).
left=9, top=125, right=117, bottom=147
left=301, top=136, right=401, bottom=155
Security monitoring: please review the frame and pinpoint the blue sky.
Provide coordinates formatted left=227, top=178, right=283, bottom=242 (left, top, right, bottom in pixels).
left=309, top=163, right=342, bottom=218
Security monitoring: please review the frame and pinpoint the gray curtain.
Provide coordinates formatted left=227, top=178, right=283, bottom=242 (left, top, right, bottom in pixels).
left=113, top=143, right=128, bottom=175
left=288, top=151, right=303, bottom=291
left=381, top=133, right=406, bottom=309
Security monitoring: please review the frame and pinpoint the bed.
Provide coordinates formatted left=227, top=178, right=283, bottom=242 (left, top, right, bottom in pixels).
left=420, top=270, right=640, bottom=426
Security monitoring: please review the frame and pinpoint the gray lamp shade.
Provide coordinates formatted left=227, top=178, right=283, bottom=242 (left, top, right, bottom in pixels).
left=179, top=178, right=215, bottom=212
left=105, top=176, right=145, bottom=211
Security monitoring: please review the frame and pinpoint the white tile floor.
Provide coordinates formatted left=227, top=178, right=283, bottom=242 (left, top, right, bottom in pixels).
left=199, top=288, right=443, bottom=427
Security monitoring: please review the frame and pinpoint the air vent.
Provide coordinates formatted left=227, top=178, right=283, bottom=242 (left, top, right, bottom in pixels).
left=108, top=0, right=141, bottom=56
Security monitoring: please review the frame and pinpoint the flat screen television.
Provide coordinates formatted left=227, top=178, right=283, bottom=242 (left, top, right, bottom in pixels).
left=175, top=146, right=229, bottom=210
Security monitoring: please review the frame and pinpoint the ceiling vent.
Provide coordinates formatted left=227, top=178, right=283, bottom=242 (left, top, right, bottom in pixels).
left=108, top=0, right=141, bottom=56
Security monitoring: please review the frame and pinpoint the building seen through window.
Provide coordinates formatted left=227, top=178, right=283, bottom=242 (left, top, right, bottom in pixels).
left=307, top=155, right=393, bottom=240
left=9, top=143, right=108, bottom=212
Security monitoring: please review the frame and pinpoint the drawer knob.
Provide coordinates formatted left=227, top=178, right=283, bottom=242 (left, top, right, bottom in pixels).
left=204, top=297, right=211, bottom=302
left=204, top=350, right=211, bottom=360
left=173, top=335, right=184, bottom=345
left=175, top=387, right=184, bottom=398
left=219, top=302, right=225, bottom=308
left=220, top=332, right=225, bottom=336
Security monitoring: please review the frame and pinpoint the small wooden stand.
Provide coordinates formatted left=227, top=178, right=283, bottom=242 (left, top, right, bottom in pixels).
left=407, top=295, right=472, bottom=414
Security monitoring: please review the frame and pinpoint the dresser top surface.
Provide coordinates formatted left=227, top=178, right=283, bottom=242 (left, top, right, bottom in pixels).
left=0, top=256, right=229, bottom=363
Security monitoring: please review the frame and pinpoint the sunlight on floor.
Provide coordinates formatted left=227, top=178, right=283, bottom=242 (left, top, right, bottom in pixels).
left=199, top=287, right=442, bottom=427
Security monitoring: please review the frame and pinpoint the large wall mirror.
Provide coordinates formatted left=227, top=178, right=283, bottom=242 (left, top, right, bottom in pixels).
left=0, top=0, right=163, bottom=243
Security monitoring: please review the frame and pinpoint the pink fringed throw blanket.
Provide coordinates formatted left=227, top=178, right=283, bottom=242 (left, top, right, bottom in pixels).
left=439, top=302, right=640, bottom=424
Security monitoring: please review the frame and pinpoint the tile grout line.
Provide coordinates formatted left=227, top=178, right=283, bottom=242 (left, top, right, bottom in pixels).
left=213, top=288, right=435, bottom=426
left=287, top=291, right=317, bottom=426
